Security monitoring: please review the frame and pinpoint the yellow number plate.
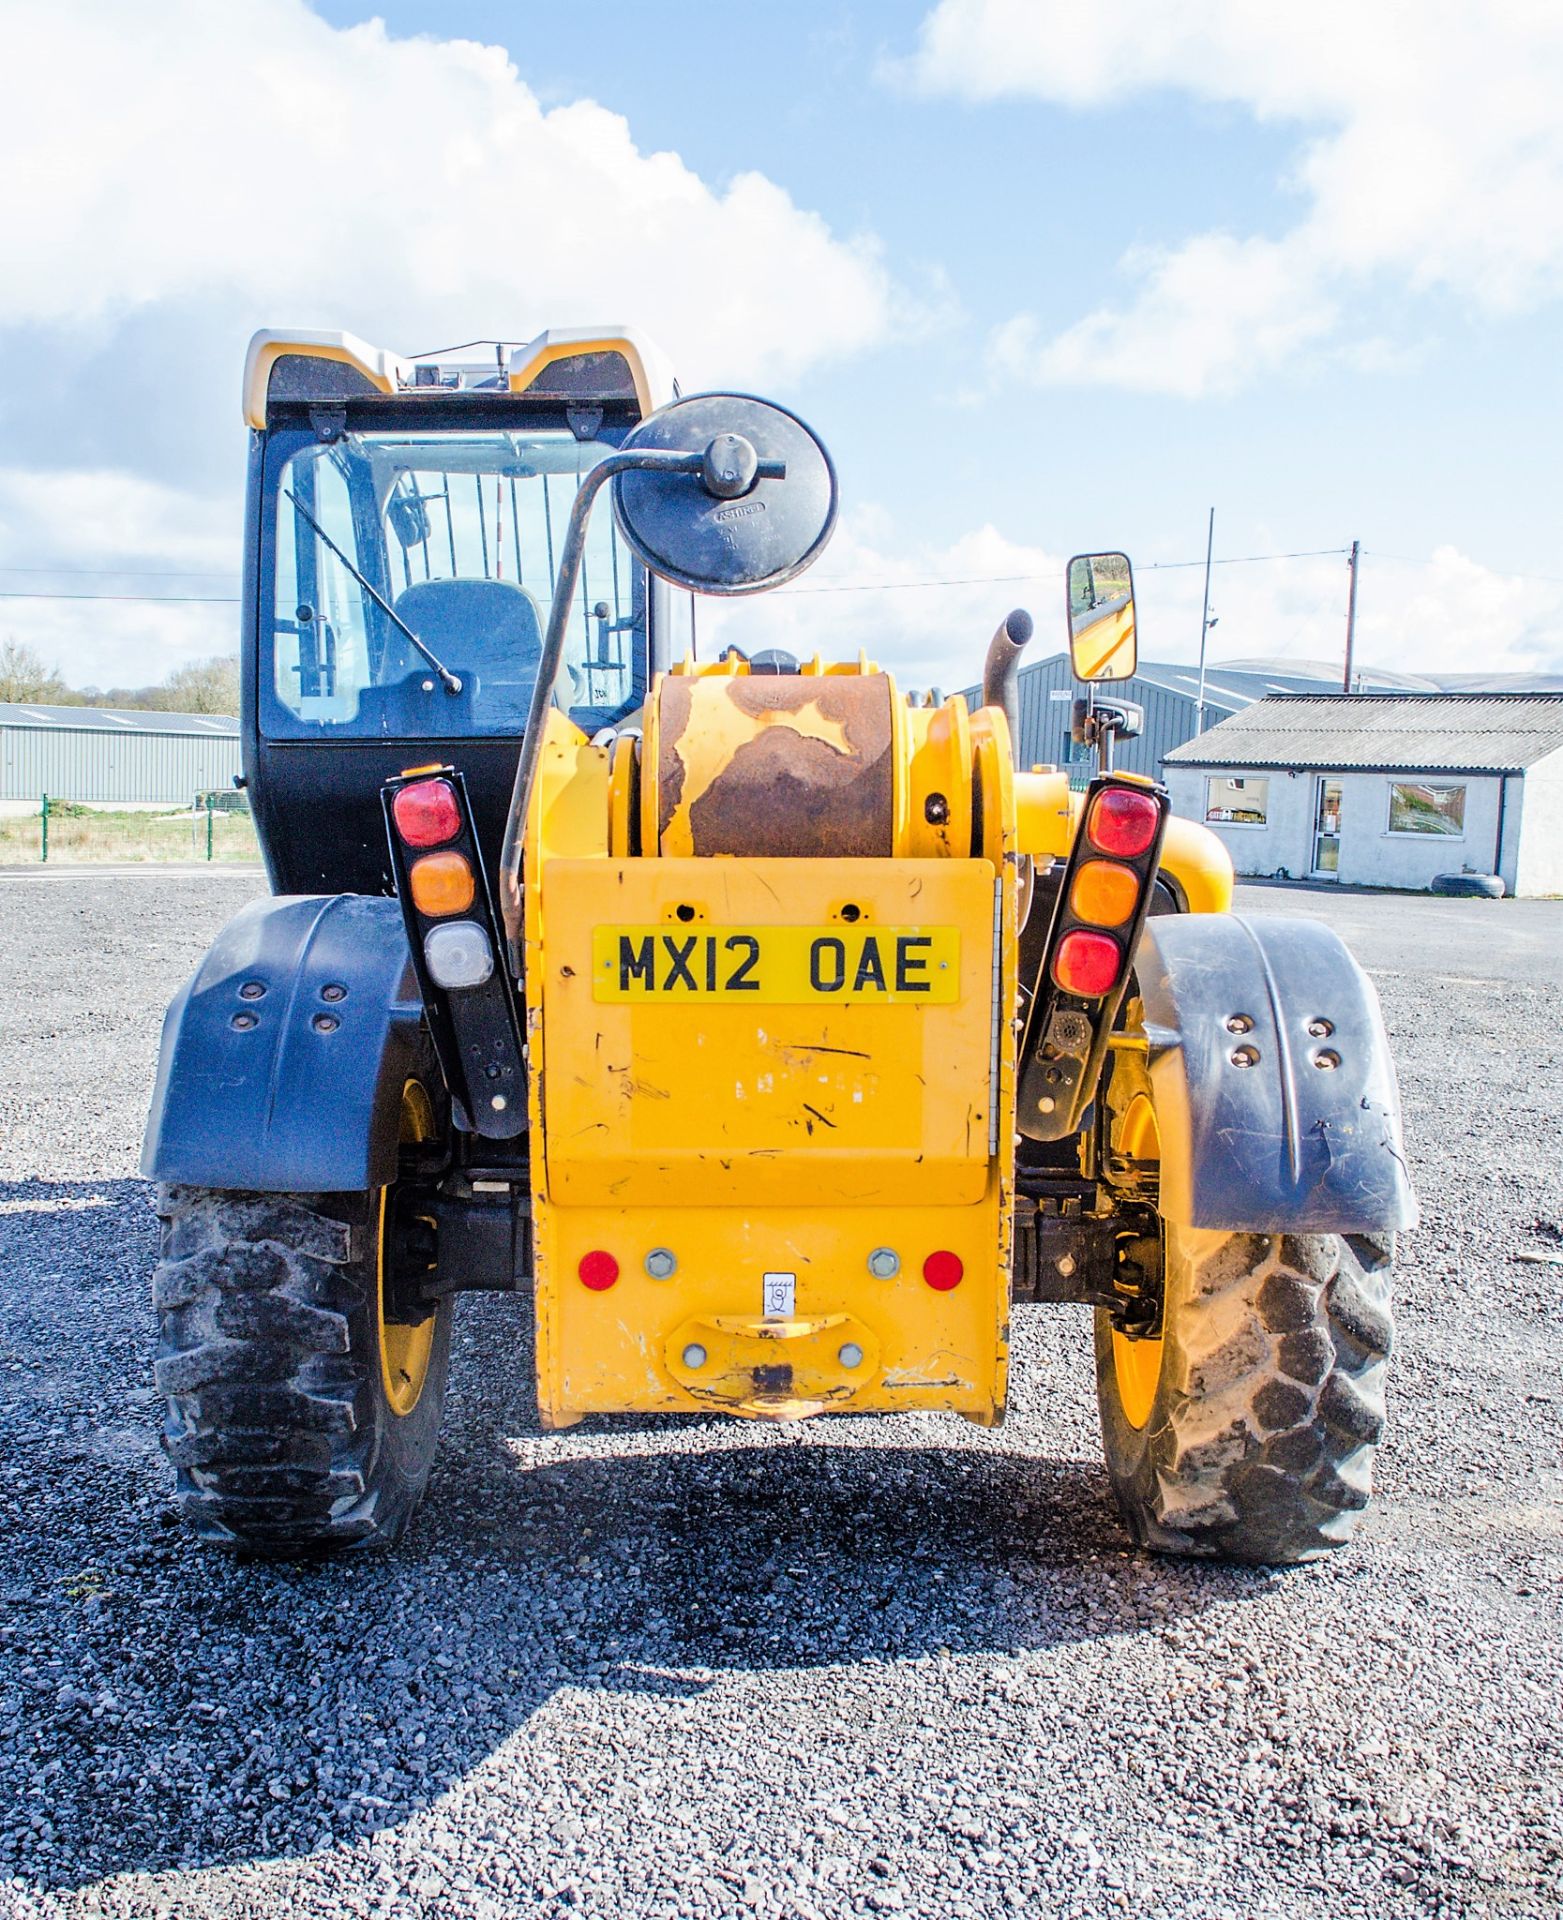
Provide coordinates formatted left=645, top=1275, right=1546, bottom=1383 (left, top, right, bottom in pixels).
left=592, top=925, right=960, bottom=1003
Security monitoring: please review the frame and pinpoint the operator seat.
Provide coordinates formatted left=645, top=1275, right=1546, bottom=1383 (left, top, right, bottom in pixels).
left=384, top=577, right=545, bottom=724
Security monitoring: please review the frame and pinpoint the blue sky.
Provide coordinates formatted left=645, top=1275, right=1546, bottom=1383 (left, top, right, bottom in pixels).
left=314, top=0, right=1559, bottom=567
left=2, top=0, right=1560, bottom=687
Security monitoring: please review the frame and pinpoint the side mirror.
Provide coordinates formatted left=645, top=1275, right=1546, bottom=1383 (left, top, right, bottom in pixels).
left=1066, top=551, right=1137, bottom=681
left=613, top=392, right=837, bottom=595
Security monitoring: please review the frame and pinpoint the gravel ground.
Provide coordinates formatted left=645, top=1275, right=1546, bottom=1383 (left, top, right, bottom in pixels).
left=1, top=874, right=1560, bottom=1920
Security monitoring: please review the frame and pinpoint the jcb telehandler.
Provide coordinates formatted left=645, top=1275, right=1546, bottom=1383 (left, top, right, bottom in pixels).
left=144, top=327, right=1415, bottom=1563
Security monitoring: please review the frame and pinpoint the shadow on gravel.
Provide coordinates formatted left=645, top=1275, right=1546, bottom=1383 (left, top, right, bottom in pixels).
left=0, top=1179, right=1278, bottom=1895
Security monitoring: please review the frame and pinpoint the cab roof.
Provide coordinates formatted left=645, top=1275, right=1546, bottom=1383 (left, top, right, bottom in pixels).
left=244, top=327, right=675, bottom=430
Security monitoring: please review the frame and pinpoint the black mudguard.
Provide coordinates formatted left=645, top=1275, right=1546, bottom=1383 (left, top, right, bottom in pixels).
left=1133, top=913, right=1417, bottom=1234
left=142, top=894, right=425, bottom=1193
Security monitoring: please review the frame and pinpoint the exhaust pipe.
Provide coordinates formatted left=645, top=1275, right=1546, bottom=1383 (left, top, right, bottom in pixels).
left=981, top=607, right=1033, bottom=763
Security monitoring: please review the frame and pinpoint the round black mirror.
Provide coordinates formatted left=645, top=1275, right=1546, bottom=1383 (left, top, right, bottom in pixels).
left=613, top=393, right=837, bottom=596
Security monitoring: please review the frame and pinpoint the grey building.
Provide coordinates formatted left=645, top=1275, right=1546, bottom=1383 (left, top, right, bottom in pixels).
left=0, top=704, right=242, bottom=809
left=959, top=653, right=1421, bottom=783
left=1163, top=692, right=1563, bottom=896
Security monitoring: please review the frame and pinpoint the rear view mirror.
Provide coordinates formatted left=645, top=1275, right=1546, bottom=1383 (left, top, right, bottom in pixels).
left=613, top=392, right=837, bottom=595
left=387, top=489, right=431, bottom=550
left=1067, top=551, right=1137, bottom=681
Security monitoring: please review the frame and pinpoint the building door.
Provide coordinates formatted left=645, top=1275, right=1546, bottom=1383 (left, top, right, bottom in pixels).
left=1312, top=778, right=1343, bottom=877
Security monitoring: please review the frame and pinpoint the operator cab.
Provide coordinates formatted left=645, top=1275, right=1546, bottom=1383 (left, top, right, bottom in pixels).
left=241, top=328, right=680, bottom=894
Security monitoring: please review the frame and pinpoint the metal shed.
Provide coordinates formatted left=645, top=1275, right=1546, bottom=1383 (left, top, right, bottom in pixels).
left=0, top=704, right=242, bottom=808
left=957, top=653, right=1417, bottom=782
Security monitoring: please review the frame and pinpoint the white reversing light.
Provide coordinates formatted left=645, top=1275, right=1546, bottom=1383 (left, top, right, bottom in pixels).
left=423, top=921, right=494, bottom=990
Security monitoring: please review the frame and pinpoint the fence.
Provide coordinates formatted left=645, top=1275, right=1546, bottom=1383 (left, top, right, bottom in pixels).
left=4, top=794, right=261, bottom=866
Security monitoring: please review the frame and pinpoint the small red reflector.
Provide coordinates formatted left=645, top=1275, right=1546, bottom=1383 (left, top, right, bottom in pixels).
left=1087, top=788, right=1160, bottom=859
left=392, top=778, right=462, bottom=849
left=1053, top=928, right=1122, bottom=998
left=923, top=1250, right=964, bottom=1291
left=578, top=1250, right=619, bottom=1291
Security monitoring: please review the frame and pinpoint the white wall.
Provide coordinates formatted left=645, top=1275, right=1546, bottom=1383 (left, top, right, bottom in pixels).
left=1513, top=748, right=1563, bottom=896
left=1166, top=765, right=1515, bottom=891
left=1164, top=767, right=1314, bottom=879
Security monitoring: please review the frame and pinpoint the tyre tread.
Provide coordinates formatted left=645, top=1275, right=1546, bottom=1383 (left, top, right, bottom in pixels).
left=152, top=1183, right=436, bottom=1556
left=1103, top=1231, right=1394, bottom=1565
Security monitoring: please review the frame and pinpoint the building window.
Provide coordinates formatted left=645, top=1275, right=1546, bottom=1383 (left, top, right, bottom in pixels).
left=1387, top=781, right=1466, bottom=837
left=1205, top=774, right=1270, bottom=826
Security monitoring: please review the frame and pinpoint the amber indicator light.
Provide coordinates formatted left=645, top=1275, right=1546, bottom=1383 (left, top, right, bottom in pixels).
left=408, top=850, right=476, bottom=918
left=1069, top=859, right=1140, bottom=928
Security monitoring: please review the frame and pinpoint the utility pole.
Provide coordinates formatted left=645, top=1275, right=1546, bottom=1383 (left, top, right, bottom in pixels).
left=1343, top=539, right=1360, bottom=691
left=1195, top=507, right=1215, bottom=731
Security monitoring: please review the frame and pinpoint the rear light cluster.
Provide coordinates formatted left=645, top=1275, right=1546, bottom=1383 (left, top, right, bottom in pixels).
left=1019, top=773, right=1171, bottom=1143
left=381, top=764, right=526, bottom=1138
left=392, top=778, right=492, bottom=988
left=1048, top=784, right=1165, bottom=1002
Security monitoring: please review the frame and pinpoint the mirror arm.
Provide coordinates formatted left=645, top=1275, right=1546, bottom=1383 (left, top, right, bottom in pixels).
left=980, top=607, right=1035, bottom=765
left=499, top=448, right=686, bottom=954
left=497, top=444, right=784, bottom=959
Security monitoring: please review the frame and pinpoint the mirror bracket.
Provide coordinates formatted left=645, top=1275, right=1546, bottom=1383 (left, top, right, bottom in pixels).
left=497, top=392, right=835, bottom=957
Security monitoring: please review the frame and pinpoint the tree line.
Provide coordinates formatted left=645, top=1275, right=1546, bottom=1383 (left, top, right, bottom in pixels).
left=0, top=639, right=238, bottom=715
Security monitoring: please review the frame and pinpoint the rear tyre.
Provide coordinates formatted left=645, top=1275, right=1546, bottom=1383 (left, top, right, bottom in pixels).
left=152, top=1086, right=451, bottom=1556
left=1095, top=1227, right=1394, bottom=1564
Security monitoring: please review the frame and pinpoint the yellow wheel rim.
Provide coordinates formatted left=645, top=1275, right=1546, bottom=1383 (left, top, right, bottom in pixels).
left=378, top=1079, right=438, bottom=1418
left=1111, top=1091, right=1164, bottom=1430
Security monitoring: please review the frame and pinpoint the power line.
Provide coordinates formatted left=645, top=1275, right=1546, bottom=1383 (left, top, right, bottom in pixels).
left=1142, top=546, right=1349, bottom=571
left=0, top=543, right=1358, bottom=604
left=5, top=542, right=1557, bottom=605
left=788, top=571, right=1051, bottom=595
left=786, top=546, right=1350, bottom=595
left=0, top=590, right=239, bottom=604
left=0, top=563, right=238, bottom=580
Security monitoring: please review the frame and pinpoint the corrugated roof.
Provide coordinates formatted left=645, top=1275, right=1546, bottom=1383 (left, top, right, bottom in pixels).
left=0, top=702, right=237, bottom=736
left=1165, top=692, right=1563, bottom=772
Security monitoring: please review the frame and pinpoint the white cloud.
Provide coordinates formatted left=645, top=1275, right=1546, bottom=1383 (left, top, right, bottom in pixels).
left=709, top=524, right=1563, bottom=687
left=4, top=466, right=1558, bottom=698
left=0, top=470, right=233, bottom=572
left=0, top=0, right=893, bottom=385
left=0, top=469, right=237, bottom=687
left=990, top=236, right=1338, bottom=398
left=0, top=0, right=907, bottom=686
left=898, top=0, right=1563, bottom=394
left=700, top=516, right=1067, bottom=692
left=1120, top=544, right=1563, bottom=682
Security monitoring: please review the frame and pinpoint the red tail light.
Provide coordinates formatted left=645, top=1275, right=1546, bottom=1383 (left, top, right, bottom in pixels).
left=1086, top=787, right=1160, bottom=859
left=392, top=778, right=462, bottom=848
left=1052, top=928, right=1122, bottom=997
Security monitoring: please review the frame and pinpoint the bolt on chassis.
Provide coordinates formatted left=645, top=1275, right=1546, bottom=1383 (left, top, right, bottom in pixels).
left=144, top=328, right=1416, bottom=1561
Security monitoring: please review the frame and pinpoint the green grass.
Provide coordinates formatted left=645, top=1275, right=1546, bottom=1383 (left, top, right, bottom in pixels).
left=0, top=807, right=261, bottom=865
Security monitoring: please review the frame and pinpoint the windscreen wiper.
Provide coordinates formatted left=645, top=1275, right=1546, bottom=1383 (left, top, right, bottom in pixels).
left=284, top=488, right=463, bottom=694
